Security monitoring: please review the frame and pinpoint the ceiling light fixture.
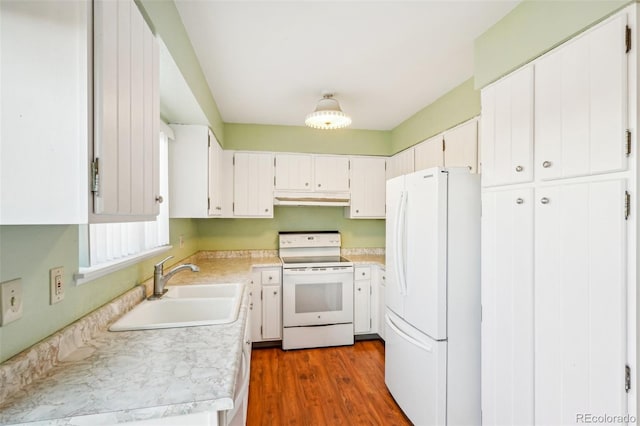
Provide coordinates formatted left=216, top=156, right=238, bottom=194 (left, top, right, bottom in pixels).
left=305, top=93, right=352, bottom=130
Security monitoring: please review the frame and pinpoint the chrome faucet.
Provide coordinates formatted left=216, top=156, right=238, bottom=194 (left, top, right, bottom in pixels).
left=148, top=256, right=200, bottom=300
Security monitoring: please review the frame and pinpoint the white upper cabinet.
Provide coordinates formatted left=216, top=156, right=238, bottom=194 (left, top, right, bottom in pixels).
left=274, top=154, right=313, bottom=191
left=481, top=65, right=534, bottom=187
left=274, top=154, right=349, bottom=193
left=444, top=119, right=479, bottom=173
left=414, top=135, right=444, bottom=172
left=314, top=155, right=350, bottom=192
left=169, top=125, right=223, bottom=218
left=1, top=0, right=89, bottom=224
left=387, top=148, right=415, bottom=180
left=346, top=157, right=387, bottom=219
left=535, top=14, right=628, bottom=181
left=233, top=152, right=274, bottom=217
left=93, top=0, right=160, bottom=222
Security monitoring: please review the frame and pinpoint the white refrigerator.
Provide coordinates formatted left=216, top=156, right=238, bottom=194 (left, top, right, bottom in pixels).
left=385, top=167, right=481, bottom=425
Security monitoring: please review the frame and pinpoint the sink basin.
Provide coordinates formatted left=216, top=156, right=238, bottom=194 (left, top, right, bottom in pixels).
left=109, top=283, right=244, bottom=331
left=164, top=282, right=243, bottom=299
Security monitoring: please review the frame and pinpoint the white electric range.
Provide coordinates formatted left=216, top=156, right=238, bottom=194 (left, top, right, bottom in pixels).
left=279, top=232, right=354, bottom=350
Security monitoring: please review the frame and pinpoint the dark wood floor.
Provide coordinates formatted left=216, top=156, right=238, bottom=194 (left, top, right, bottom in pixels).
left=247, top=340, right=412, bottom=425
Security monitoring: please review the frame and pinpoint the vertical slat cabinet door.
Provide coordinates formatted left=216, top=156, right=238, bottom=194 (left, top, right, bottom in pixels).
left=93, top=0, right=119, bottom=215
left=350, top=157, right=386, bottom=218
left=480, top=85, right=496, bottom=187
left=536, top=14, right=627, bottom=181
left=233, top=152, right=274, bottom=217
left=208, top=131, right=223, bottom=216
left=444, top=119, right=478, bottom=173
left=117, top=0, right=132, bottom=215
left=414, top=135, right=444, bottom=172
left=387, top=149, right=415, bottom=180
left=274, top=154, right=313, bottom=191
left=314, top=155, right=350, bottom=192
left=141, top=8, right=159, bottom=216
left=483, top=66, right=534, bottom=187
left=354, top=279, right=371, bottom=334
left=481, top=188, right=534, bottom=426
left=129, top=0, right=144, bottom=215
left=262, top=285, right=282, bottom=340
left=248, top=273, right=263, bottom=343
left=535, top=180, right=627, bottom=425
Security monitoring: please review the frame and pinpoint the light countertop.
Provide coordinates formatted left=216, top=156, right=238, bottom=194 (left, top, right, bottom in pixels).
left=0, top=256, right=279, bottom=425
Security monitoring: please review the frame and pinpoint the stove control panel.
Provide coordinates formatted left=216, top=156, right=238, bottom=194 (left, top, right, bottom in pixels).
left=278, top=232, right=341, bottom=248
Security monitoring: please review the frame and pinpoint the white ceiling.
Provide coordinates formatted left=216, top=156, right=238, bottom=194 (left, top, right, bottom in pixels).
left=173, top=0, right=520, bottom=131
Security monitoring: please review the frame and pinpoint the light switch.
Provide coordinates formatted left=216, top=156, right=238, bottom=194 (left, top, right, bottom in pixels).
left=0, top=278, right=23, bottom=326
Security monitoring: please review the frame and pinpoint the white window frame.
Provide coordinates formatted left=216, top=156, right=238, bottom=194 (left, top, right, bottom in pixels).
left=75, top=126, right=172, bottom=285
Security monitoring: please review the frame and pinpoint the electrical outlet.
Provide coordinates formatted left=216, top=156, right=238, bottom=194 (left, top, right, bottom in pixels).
left=0, top=278, right=23, bottom=326
left=50, top=267, right=65, bottom=304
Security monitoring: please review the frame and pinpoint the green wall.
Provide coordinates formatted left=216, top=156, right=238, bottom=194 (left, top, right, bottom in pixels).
left=0, top=219, right=198, bottom=363
left=474, top=0, right=632, bottom=89
left=197, top=207, right=384, bottom=250
left=390, top=78, right=480, bottom=154
left=136, top=0, right=225, bottom=143
left=225, top=123, right=391, bottom=156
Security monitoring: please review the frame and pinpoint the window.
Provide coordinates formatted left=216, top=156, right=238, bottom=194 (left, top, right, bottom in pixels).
left=75, top=130, right=171, bottom=285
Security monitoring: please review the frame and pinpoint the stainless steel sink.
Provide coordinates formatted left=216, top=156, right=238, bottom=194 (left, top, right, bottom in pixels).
left=109, top=283, right=244, bottom=331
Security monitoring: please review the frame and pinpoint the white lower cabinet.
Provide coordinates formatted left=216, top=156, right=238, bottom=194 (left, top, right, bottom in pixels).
left=481, top=187, right=534, bottom=425
left=250, top=267, right=282, bottom=342
left=377, top=267, right=386, bottom=340
left=534, top=179, right=627, bottom=424
left=354, top=266, right=372, bottom=334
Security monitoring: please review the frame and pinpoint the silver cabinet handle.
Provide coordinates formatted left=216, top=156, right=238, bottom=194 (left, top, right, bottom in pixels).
left=305, top=182, right=309, bottom=186
left=155, top=195, right=164, bottom=203
left=515, top=165, right=523, bottom=172
left=273, top=290, right=278, bottom=295
left=542, top=161, right=552, bottom=168
left=216, top=206, right=222, bottom=210
left=264, top=208, right=269, bottom=212
left=516, top=198, right=524, bottom=205
left=541, top=197, right=550, bottom=204
left=317, top=183, right=322, bottom=187
left=357, top=287, right=362, bottom=291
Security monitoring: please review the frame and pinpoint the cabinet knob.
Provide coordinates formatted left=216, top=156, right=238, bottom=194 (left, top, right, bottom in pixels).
left=317, top=183, right=322, bottom=187
left=216, top=206, right=222, bottom=210
left=357, top=287, right=362, bottom=291
left=155, top=195, right=164, bottom=203
left=273, top=290, right=278, bottom=295
left=542, top=161, right=552, bottom=168
left=540, top=197, right=550, bottom=204
left=515, top=165, right=523, bottom=172
left=361, top=272, right=366, bottom=276
left=264, top=208, right=269, bottom=212
left=356, top=209, right=359, bottom=213
left=268, top=276, right=272, bottom=280
left=516, top=198, right=524, bottom=205
left=305, top=182, right=309, bottom=186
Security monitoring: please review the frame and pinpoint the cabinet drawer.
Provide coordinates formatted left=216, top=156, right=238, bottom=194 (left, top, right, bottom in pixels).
left=355, top=266, right=371, bottom=280
left=261, top=270, right=281, bottom=285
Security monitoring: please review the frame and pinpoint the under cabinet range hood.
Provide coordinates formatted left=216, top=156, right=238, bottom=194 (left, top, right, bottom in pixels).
left=273, top=191, right=351, bottom=206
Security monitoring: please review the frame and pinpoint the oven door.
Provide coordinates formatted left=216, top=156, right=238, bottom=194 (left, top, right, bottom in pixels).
left=282, top=266, right=354, bottom=327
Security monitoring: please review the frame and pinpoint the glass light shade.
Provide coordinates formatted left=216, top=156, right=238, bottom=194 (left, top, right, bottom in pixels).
left=305, top=95, right=352, bottom=130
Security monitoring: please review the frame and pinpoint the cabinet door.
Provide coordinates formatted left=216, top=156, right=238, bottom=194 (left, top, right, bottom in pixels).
left=169, top=125, right=209, bottom=218
left=93, top=0, right=160, bottom=220
left=274, top=154, right=313, bottom=191
left=233, top=152, right=274, bottom=217
left=535, top=179, right=627, bottom=425
left=348, top=157, right=386, bottom=218
left=444, top=119, right=478, bottom=173
left=262, top=285, right=282, bottom=340
left=535, top=14, right=627, bottom=181
left=248, top=274, right=263, bottom=343
left=387, top=148, right=415, bottom=180
left=314, top=155, right=350, bottom=192
left=414, top=135, right=444, bottom=172
left=208, top=131, right=224, bottom=216
left=354, top=279, right=371, bottom=334
left=481, top=188, right=534, bottom=426
left=480, top=65, right=533, bottom=187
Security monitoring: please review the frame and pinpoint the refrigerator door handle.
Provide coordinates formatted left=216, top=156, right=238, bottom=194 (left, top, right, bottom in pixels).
left=393, top=190, right=408, bottom=296
left=397, top=190, right=408, bottom=295
left=385, top=313, right=433, bottom=353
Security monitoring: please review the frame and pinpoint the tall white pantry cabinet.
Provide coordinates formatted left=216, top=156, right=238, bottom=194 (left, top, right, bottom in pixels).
left=480, top=5, right=638, bottom=425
